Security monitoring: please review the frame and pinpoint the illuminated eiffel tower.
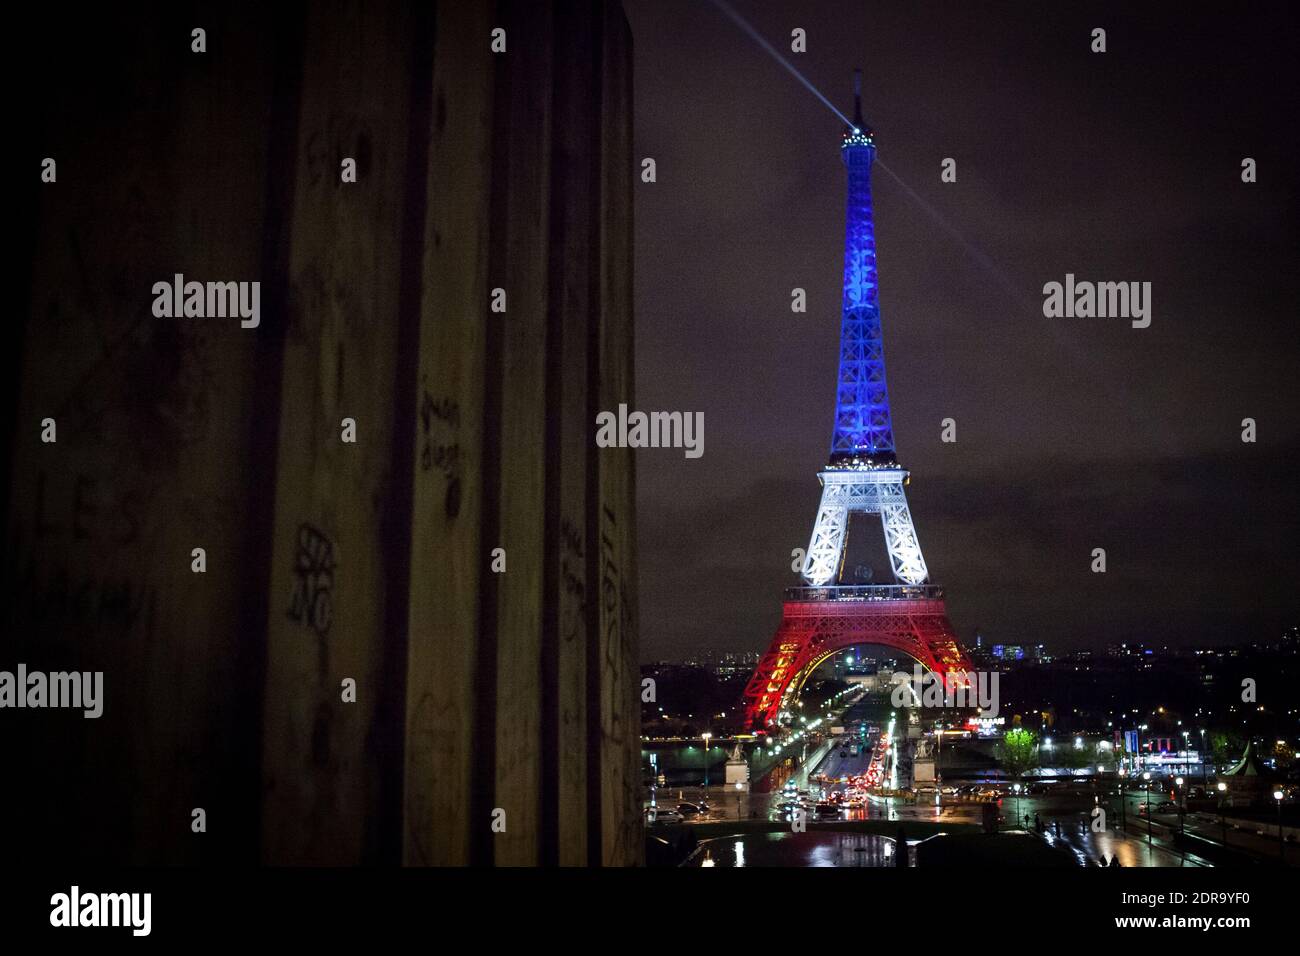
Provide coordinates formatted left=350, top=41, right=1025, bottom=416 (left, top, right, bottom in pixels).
left=742, top=73, right=973, bottom=732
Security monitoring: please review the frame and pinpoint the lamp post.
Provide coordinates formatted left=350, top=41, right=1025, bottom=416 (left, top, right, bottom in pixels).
left=1013, top=783, right=1022, bottom=829
left=649, top=752, right=658, bottom=811
left=1275, top=789, right=1286, bottom=863
left=1217, top=781, right=1228, bottom=847
left=1199, top=729, right=1207, bottom=786
left=1176, top=776, right=1185, bottom=839
left=702, top=732, right=712, bottom=795
left=1143, top=771, right=1152, bottom=848
left=935, top=723, right=944, bottom=812
left=1119, top=768, right=1128, bottom=832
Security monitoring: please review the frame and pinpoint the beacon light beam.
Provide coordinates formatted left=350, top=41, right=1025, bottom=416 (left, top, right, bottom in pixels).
left=707, top=0, right=1037, bottom=315
left=702, top=0, right=1159, bottom=442
left=873, top=158, right=1039, bottom=315
left=705, top=0, right=857, bottom=130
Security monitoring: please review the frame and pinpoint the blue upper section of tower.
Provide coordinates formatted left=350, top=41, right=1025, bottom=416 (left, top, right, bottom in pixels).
left=828, top=71, right=896, bottom=468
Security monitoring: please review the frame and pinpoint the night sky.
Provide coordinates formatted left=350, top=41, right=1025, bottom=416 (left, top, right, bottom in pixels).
left=624, top=1, right=1299, bottom=661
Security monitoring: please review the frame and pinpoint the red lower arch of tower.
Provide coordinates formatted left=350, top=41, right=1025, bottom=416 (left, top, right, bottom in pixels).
left=741, top=596, right=974, bottom=732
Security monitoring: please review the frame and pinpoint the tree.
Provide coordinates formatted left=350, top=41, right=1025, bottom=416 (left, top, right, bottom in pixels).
left=1058, top=744, right=1091, bottom=776
left=1269, top=740, right=1296, bottom=772
left=998, top=728, right=1039, bottom=780
left=1209, top=731, right=1247, bottom=771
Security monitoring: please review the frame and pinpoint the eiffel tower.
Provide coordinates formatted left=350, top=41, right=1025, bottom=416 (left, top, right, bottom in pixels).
left=742, top=73, right=973, bottom=732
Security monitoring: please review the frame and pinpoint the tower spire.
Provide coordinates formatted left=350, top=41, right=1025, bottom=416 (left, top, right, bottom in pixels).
left=833, top=70, right=891, bottom=466
left=852, top=68, right=864, bottom=129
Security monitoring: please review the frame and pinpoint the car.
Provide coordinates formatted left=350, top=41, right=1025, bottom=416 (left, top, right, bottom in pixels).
left=644, top=808, right=684, bottom=824
left=676, top=802, right=703, bottom=816
left=1155, top=800, right=1177, bottom=813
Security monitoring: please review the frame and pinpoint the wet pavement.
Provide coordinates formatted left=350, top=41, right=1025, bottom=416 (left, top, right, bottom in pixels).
left=685, top=831, right=898, bottom=867
left=656, top=786, right=1221, bottom=866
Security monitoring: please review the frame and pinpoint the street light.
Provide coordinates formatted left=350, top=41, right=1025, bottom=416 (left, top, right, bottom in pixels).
left=1217, top=781, right=1228, bottom=846
left=649, top=752, right=658, bottom=810
left=702, top=732, right=712, bottom=793
left=1143, top=771, right=1152, bottom=847
left=1175, top=776, right=1185, bottom=840
left=1275, top=789, right=1286, bottom=862
left=1119, top=768, right=1128, bottom=832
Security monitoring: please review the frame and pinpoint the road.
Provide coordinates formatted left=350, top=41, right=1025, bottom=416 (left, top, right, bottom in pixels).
left=1125, top=798, right=1293, bottom=864
left=660, top=734, right=1229, bottom=867
left=648, top=698, right=1273, bottom=866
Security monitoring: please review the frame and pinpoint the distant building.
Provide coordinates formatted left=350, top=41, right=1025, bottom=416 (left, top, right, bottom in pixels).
left=990, top=643, right=1048, bottom=664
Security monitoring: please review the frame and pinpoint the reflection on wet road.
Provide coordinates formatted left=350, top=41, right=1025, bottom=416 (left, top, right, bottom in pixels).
left=687, top=831, right=898, bottom=867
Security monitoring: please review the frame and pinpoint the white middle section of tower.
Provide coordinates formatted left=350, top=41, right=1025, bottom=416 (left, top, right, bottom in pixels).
left=801, top=468, right=930, bottom=587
